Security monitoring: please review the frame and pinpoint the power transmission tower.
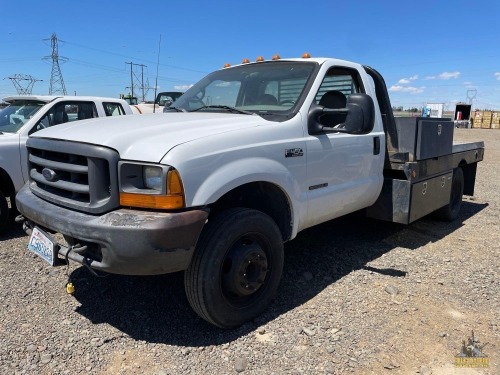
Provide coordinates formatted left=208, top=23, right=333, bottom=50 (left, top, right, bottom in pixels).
left=466, top=89, right=477, bottom=107
left=126, top=62, right=149, bottom=102
left=4, top=74, right=43, bottom=95
left=43, top=33, right=68, bottom=95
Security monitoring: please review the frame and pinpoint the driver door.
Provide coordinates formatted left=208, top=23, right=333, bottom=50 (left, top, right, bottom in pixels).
left=305, top=66, right=384, bottom=227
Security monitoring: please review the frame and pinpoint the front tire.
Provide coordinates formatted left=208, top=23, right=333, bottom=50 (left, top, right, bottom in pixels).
left=185, top=208, right=284, bottom=329
left=435, top=167, right=464, bottom=221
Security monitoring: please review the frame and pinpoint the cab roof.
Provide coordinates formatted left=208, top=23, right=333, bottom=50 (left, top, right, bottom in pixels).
left=2, top=95, right=126, bottom=104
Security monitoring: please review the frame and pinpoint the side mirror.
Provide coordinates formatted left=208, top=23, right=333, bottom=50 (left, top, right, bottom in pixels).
left=308, top=93, right=375, bottom=135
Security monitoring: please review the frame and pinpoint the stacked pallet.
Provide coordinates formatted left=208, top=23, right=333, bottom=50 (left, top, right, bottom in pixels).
left=472, top=111, right=483, bottom=128
left=491, top=111, right=500, bottom=129
left=472, top=110, right=500, bottom=129
left=482, top=111, right=493, bottom=128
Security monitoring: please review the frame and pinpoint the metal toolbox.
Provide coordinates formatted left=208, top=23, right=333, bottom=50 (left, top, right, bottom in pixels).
left=395, top=117, right=454, bottom=161
left=366, top=171, right=453, bottom=224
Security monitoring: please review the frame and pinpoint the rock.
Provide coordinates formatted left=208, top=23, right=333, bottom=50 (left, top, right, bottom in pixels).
left=40, top=353, right=52, bottom=364
left=302, top=327, right=315, bottom=336
left=385, top=285, right=400, bottom=295
left=329, top=328, right=341, bottom=335
left=384, top=362, right=400, bottom=370
left=418, top=365, right=432, bottom=375
left=438, top=332, right=447, bottom=337
left=325, top=362, right=335, bottom=374
left=235, top=357, right=248, bottom=373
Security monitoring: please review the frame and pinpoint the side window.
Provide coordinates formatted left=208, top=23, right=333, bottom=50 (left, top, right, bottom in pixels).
left=74, top=102, right=97, bottom=120
left=254, top=78, right=308, bottom=108
left=30, top=102, right=97, bottom=134
left=315, top=68, right=365, bottom=128
left=31, top=114, right=51, bottom=134
left=103, top=102, right=126, bottom=116
left=315, top=68, right=364, bottom=104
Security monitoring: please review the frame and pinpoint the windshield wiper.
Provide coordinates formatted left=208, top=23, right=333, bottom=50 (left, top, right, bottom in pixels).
left=163, top=106, right=186, bottom=112
left=190, top=105, right=254, bottom=115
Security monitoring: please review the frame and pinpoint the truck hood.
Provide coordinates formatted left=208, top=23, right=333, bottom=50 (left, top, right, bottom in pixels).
left=31, top=113, right=268, bottom=162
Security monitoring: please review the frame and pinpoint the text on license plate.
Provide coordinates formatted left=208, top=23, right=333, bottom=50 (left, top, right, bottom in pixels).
left=28, top=227, right=56, bottom=266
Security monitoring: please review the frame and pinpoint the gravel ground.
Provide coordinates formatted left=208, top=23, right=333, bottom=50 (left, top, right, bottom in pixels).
left=0, top=128, right=498, bottom=375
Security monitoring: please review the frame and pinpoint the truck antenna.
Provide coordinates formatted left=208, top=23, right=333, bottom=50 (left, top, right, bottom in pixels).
left=153, top=34, right=162, bottom=113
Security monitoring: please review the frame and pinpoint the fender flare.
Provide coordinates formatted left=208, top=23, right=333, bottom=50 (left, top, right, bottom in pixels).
left=189, top=157, right=303, bottom=234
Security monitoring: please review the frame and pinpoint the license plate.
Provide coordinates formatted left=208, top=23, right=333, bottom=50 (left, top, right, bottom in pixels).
left=28, top=227, right=57, bottom=266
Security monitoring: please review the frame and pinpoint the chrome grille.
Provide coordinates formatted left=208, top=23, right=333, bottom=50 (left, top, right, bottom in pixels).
left=26, top=138, right=120, bottom=214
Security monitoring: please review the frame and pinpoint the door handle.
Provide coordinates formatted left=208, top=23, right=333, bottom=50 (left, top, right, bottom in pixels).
left=373, top=136, right=380, bottom=155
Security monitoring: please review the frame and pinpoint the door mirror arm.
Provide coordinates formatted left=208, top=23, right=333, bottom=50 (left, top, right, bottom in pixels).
left=307, top=104, right=349, bottom=135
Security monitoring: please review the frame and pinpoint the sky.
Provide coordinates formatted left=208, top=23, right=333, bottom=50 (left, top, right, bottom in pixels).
left=1, top=0, right=499, bottom=110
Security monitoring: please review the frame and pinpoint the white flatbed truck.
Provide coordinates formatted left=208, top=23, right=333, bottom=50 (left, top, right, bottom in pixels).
left=16, top=55, right=484, bottom=328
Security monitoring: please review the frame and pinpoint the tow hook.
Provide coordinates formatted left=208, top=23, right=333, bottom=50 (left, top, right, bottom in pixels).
left=16, top=215, right=33, bottom=235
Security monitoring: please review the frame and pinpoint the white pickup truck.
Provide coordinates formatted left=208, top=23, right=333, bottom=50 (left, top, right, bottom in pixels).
left=0, top=96, right=133, bottom=232
left=16, top=56, right=484, bottom=328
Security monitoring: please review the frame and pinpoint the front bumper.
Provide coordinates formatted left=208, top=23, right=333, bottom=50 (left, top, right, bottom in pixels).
left=16, top=184, right=209, bottom=275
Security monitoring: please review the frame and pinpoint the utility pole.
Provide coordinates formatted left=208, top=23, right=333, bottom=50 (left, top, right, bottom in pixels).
left=43, top=33, right=68, bottom=95
left=4, top=74, right=43, bottom=95
left=125, top=62, right=148, bottom=102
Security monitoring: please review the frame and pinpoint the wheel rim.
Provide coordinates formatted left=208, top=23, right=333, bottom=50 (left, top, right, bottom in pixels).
left=221, top=234, right=270, bottom=306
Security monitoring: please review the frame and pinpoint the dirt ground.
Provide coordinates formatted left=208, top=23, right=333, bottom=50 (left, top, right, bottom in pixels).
left=353, top=128, right=499, bottom=374
left=0, top=128, right=498, bottom=375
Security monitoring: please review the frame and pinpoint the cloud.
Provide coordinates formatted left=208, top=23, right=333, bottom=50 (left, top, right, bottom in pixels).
left=174, top=84, right=193, bottom=91
left=424, top=72, right=461, bottom=80
left=495, top=72, right=500, bottom=80
left=215, top=81, right=232, bottom=87
left=438, top=71, right=460, bottom=80
left=389, top=85, right=425, bottom=94
left=397, top=75, right=418, bottom=84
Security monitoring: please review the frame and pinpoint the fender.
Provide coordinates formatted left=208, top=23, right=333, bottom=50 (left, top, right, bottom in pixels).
left=189, top=157, right=307, bottom=238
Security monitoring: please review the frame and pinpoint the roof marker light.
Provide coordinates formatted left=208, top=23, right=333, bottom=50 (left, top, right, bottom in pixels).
left=302, top=52, right=311, bottom=58
left=223, top=63, right=231, bottom=68
left=272, top=54, right=281, bottom=60
left=256, top=56, right=264, bottom=62
left=242, top=58, right=250, bottom=64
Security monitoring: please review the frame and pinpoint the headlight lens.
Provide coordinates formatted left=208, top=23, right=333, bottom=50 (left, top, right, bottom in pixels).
left=119, top=162, right=185, bottom=210
left=143, top=166, right=163, bottom=191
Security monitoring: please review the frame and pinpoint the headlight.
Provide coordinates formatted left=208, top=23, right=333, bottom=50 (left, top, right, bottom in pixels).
left=118, top=162, right=185, bottom=210
left=143, top=166, right=163, bottom=191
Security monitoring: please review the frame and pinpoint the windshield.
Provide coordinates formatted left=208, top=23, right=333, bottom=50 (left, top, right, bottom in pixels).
left=0, top=100, right=46, bottom=133
left=171, top=61, right=318, bottom=121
